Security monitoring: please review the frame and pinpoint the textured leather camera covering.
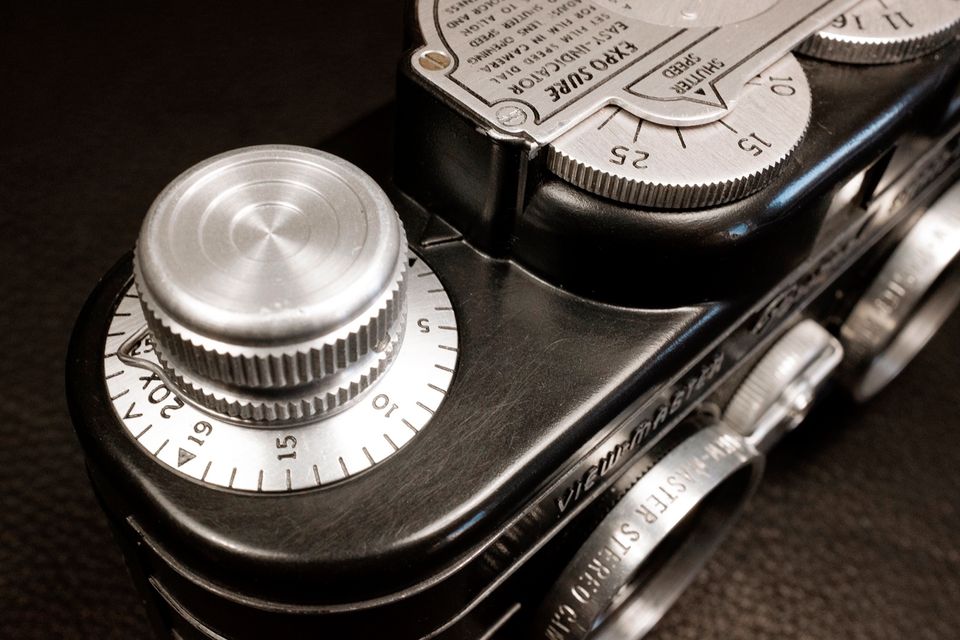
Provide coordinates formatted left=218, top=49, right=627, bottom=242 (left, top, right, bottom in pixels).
left=2, top=2, right=958, bottom=638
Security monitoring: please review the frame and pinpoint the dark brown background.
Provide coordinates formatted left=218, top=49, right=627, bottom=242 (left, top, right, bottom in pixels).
left=2, top=2, right=958, bottom=638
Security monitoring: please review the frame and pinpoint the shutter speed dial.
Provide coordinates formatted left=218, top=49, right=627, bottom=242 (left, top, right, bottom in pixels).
left=102, top=146, right=459, bottom=492
left=547, top=54, right=811, bottom=209
left=798, top=0, right=960, bottom=64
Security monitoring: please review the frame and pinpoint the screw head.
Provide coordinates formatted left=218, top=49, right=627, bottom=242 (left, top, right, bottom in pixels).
left=418, top=50, right=451, bottom=71
left=496, top=104, right=528, bottom=127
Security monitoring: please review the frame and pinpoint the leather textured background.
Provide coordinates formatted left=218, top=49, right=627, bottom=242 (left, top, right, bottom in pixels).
left=2, top=2, right=958, bottom=638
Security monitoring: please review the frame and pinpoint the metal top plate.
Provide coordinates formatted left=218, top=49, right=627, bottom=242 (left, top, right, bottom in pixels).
left=413, top=0, right=860, bottom=141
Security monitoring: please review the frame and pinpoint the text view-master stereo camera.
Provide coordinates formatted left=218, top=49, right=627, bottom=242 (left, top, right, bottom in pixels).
left=68, top=1, right=960, bottom=638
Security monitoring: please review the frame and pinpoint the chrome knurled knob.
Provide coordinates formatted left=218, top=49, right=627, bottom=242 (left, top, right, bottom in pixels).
left=797, top=0, right=960, bottom=65
left=547, top=54, right=811, bottom=209
left=134, top=145, right=407, bottom=422
left=725, top=320, right=843, bottom=452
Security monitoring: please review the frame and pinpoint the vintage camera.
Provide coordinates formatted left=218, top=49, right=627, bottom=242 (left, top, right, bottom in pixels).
left=67, top=1, right=960, bottom=638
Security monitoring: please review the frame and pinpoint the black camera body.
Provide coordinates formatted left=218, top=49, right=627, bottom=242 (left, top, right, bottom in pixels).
left=68, top=2, right=960, bottom=638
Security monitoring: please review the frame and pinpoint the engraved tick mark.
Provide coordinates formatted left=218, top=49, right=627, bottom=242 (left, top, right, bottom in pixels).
left=438, top=344, right=458, bottom=352
left=229, top=467, right=237, bottom=488
left=402, top=418, right=419, bottom=433
left=363, top=447, right=375, bottom=466
left=416, top=401, right=435, bottom=415
left=109, top=389, right=129, bottom=401
left=313, top=464, right=322, bottom=486
left=438, top=325, right=456, bottom=331
left=135, top=424, right=152, bottom=440
left=434, top=363, right=454, bottom=373
left=416, top=271, right=433, bottom=278
left=718, top=120, right=739, bottom=134
left=427, top=383, right=447, bottom=396
left=597, top=107, right=622, bottom=131
left=434, top=306, right=452, bottom=311
left=107, top=331, right=125, bottom=338
left=384, top=434, right=399, bottom=451
left=105, top=369, right=124, bottom=380
left=285, top=469, right=292, bottom=491
left=339, top=457, right=349, bottom=477
left=675, top=127, right=686, bottom=149
left=155, top=439, right=169, bottom=456
left=124, top=293, right=140, bottom=299
left=633, top=118, right=643, bottom=144
left=427, top=288, right=444, bottom=293
left=201, top=461, right=212, bottom=482
left=257, top=470, right=264, bottom=492
left=114, top=312, right=132, bottom=318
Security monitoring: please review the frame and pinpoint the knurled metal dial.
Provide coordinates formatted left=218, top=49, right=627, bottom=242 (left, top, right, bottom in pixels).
left=104, top=145, right=459, bottom=492
left=134, top=146, right=408, bottom=422
left=547, top=54, right=811, bottom=209
left=724, top=320, right=843, bottom=452
left=797, top=0, right=960, bottom=64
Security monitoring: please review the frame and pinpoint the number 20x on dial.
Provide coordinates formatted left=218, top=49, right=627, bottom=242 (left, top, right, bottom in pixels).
left=103, top=257, right=458, bottom=493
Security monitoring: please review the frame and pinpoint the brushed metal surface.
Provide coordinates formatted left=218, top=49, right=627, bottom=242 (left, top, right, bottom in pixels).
left=104, top=255, right=458, bottom=492
left=413, top=0, right=856, bottom=135
left=134, top=145, right=409, bottom=419
left=547, top=54, right=811, bottom=208
left=798, top=0, right=960, bottom=64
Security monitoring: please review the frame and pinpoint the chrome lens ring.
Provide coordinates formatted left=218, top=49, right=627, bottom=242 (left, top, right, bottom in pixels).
left=535, top=423, right=763, bottom=640
left=842, top=181, right=960, bottom=402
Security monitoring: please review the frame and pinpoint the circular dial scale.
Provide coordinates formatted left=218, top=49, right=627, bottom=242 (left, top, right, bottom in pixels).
left=103, top=268, right=456, bottom=493
left=548, top=54, right=811, bottom=209
left=798, top=0, right=960, bottom=64
left=102, top=146, right=459, bottom=492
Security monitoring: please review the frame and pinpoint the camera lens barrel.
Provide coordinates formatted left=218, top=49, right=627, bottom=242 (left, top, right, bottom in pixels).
left=535, top=423, right=763, bottom=640
left=841, top=180, right=960, bottom=401
left=536, top=321, right=843, bottom=640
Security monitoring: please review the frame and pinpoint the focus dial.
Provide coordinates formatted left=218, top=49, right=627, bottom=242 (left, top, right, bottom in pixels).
left=547, top=54, right=811, bottom=209
left=797, top=0, right=960, bottom=64
left=134, top=145, right=407, bottom=422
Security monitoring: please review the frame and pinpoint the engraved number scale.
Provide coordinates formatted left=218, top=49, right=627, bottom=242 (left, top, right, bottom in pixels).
left=798, top=0, right=960, bottom=64
left=547, top=54, right=812, bottom=208
left=102, top=146, right=459, bottom=493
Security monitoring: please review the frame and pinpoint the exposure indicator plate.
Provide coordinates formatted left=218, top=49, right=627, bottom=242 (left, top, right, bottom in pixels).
left=413, top=0, right=857, bottom=139
left=548, top=54, right=811, bottom=208
left=103, top=257, right=458, bottom=493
